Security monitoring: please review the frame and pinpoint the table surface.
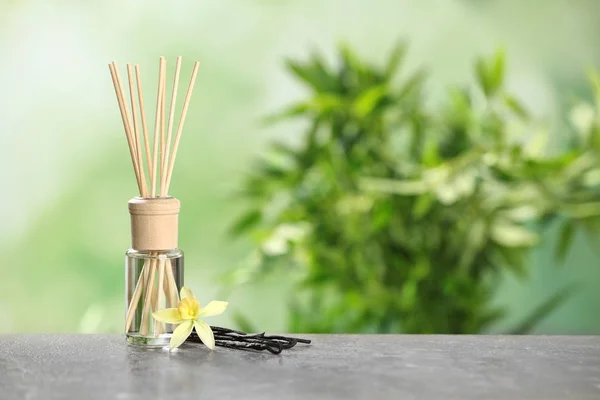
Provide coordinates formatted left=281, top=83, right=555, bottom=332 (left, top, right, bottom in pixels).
left=0, top=334, right=599, bottom=400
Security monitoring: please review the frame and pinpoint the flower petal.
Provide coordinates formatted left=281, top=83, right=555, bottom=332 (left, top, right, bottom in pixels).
left=197, top=301, right=229, bottom=318
left=194, top=320, right=215, bottom=350
left=169, top=320, right=193, bottom=350
left=180, top=287, right=196, bottom=300
left=152, top=308, right=183, bottom=324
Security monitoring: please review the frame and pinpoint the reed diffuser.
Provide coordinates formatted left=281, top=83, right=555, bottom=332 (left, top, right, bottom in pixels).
left=108, top=56, right=199, bottom=346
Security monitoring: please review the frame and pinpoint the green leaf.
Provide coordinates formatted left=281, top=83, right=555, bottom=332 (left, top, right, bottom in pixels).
left=475, top=49, right=505, bottom=98
left=490, top=49, right=505, bottom=95
left=270, top=141, right=299, bottom=160
left=563, top=202, right=600, bottom=218
left=254, top=160, right=290, bottom=181
left=229, top=209, right=262, bottom=236
left=264, top=94, right=344, bottom=123
left=501, top=206, right=541, bottom=222
left=459, top=219, right=487, bottom=269
left=475, top=58, right=490, bottom=97
left=435, top=182, right=461, bottom=205
left=360, top=177, right=428, bottom=195
left=384, top=42, right=407, bottom=80
left=421, top=139, right=441, bottom=167
left=372, top=200, right=394, bottom=230
left=310, top=94, right=344, bottom=113
left=262, top=103, right=311, bottom=124
left=555, top=219, right=575, bottom=262
left=490, top=219, right=538, bottom=247
left=285, top=53, right=338, bottom=93
left=561, top=152, right=597, bottom=181
left=508, top=285, right=577, bottom=334
left=286, top=60, right=319, bottom=87
left=494, top=247, right=527, bottom=278
left=353, top=85, right=388, bottom=118
left=412, top=193, right=435, bottom=219
left=503, top=94, right=530, bottom=119
left=339, top=43, right=364, bottom=74
left=396, top=69, right=427, bottom=101
left=399, top=280, right=417, bottom=310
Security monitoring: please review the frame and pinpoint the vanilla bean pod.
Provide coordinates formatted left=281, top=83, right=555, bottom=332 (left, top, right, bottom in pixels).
left=186, top=326, right=311, bottom=353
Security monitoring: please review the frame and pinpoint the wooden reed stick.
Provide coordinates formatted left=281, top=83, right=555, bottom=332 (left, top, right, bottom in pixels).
left=151, top=57, right=165, bottom=197
left=139, top=259, right=157, bottom=335
left=165, top=61, right=200, bottom=192
left=163, top=261, right=179, bottom=332
left=135, top=64, right=153, bottom=187
left=108, top=63, right=144, bottom=196
left=160, top=60, right=167, bottom=196
left=150, top=271, right=158, bottom=312
left=124, top=262, right=147, bottom=332
left=149, top=267, right=161, bottom=335
left=165, top=260, right=179, bottom=307
left=160, top=56, right=182, bottom=197
left=162, top=263, right=173, bottom=303
left=127, top=64, right=148, bottom=197
left=153, top=260, right=166, bottom=336
left=161, top=265, right=173, bottom=333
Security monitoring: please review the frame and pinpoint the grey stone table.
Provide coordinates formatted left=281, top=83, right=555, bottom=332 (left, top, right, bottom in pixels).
left=0, top=335, right=599, bottom=399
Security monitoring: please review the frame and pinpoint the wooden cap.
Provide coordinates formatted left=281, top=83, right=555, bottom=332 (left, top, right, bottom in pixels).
left=128, top=197, right=180, bottom=250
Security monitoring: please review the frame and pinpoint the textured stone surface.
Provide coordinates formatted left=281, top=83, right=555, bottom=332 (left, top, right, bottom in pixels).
left=0, top=334, right=599, bottom=399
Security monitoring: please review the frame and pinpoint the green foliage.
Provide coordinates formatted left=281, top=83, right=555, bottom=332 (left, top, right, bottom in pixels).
left=229, top=43, right=600, bottom=333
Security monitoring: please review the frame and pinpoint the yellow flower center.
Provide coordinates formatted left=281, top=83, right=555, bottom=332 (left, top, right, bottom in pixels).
left=177, top=297, right=200, bottom=320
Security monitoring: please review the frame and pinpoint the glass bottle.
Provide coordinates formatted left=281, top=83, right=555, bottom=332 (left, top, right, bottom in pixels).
left=125, top=197, right=183, bottom=346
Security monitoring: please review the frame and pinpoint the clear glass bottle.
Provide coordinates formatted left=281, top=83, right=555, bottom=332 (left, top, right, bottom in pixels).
left=126, top=196, right=182, bottom=346
left=125, top=249, right=184, bottom=346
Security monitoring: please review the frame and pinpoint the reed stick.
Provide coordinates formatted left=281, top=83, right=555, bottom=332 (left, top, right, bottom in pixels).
left=124, top=263, right=146, bottom=332
left=151, top=58, right=165, bottom=197
left=139, top=259, right=157, bottom=336
left=127, top=64, right=148, bottom=197
left=165, top=260, right=179, bottom=307
left=160, top=62, right=167, bottom=196
left=164, top=260, right=179, bottom=332
left=153, top=261, right=166, bottom=334
left=108, top=63, right=144, bottom=195
left=161, top=56, right=182, bottom=197
left=165, top=61, right=200, bottom=192
left=135, top=64, right=153, bottom=185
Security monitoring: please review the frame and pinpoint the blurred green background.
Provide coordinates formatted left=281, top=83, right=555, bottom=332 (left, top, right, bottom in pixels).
left=1, top=0, right=599, bottom=334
